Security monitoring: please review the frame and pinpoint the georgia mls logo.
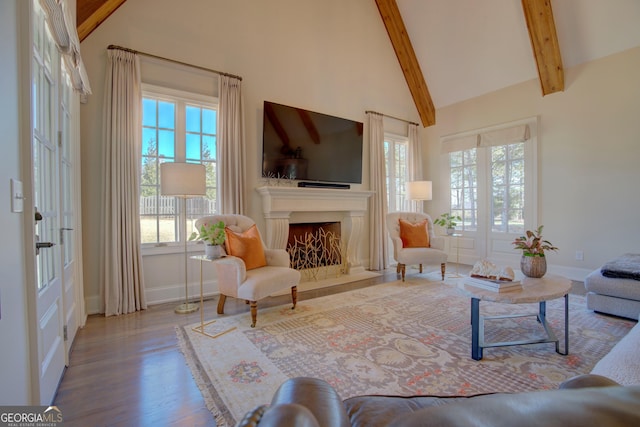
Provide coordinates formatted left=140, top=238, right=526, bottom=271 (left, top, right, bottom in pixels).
left=0, top=405, right=63, bottom=426
left=44, top=406, right=63, bottom=421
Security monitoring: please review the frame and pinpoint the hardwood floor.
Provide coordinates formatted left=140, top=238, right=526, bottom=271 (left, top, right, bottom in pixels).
left=53, top=268, right=397, bottom=426
left=53, top=264, right=584, bottom=426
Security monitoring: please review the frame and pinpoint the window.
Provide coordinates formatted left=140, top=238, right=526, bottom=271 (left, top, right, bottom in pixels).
left=490, top=143, right=525, bottom=233
left=140, top=85, right=218, bottom=246
left=443, top=120, right=536, bottom=261
left=450, top=148, right=478, bottom=232
left=450, top=143, right=525, bottom=234
left=384, top=134, right=409, bottom=211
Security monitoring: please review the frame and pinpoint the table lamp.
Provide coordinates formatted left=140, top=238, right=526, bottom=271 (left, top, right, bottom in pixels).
left=406, top=180, right=432, bottom=212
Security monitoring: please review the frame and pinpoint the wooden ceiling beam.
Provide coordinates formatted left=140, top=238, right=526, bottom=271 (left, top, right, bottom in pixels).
left=521, top=0, right=564, bottom=95
left=375, top=0, right=435, bottom=127
left=77, top=0, right=127, bottom=42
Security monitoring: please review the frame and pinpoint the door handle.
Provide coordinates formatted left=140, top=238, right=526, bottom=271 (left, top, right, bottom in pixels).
left=60, top=228, right=73, bottom=245
left=36, top=241, right=55, bottom=256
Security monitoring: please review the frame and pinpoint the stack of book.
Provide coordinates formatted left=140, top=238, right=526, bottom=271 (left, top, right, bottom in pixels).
left=464, top=276, right=522, bottom=292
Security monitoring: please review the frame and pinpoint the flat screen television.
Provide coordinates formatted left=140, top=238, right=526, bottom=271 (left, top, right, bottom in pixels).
left=261, top=101, right=363, bottom=184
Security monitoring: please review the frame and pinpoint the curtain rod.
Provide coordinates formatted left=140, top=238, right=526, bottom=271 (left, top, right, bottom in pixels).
left=365, top=110, right=418, bottom=127
left=107, top=44, right=242, bottom=81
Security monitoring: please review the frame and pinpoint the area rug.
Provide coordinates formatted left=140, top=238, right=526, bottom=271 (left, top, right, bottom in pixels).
left=176, top=276, right=634, bottom=427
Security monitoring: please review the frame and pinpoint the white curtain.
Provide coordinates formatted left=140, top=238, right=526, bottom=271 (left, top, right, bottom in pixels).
left=407, top=123, right=422, bottom=181
left=100, top=49, right=146, bottom=316
left=218, top=75, right=245, bottom=214
left=407, top=123, right=423, bottom=212
left=368, top=112, right=388, bottom=271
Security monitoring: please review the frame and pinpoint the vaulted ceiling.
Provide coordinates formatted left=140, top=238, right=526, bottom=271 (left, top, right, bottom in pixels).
left=77, top=0, right=640, bottom=126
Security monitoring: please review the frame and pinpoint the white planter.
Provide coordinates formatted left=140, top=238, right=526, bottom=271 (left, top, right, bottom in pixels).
left=205, top=244, right=223, bottom=259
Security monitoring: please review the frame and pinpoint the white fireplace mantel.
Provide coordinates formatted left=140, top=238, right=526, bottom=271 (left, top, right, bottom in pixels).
left=256, top=186, right=373, bottom=273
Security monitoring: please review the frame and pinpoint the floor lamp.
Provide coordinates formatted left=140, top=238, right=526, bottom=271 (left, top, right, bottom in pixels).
left=160, top=162, right=206, bottom=314
left=406, top=180, right=432, bottom=212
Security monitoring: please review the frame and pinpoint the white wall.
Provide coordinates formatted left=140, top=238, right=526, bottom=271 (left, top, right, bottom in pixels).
left=422, top=47, right=640, bottom=279
left=0, top=0, right=31, bottom=404
left=79, top=0, right=418, bottom=312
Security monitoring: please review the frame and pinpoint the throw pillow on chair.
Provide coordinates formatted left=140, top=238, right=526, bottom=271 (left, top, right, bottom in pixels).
left=224, top=224, right=267, bottom=270
left=399, top=218, right=430, bottom=248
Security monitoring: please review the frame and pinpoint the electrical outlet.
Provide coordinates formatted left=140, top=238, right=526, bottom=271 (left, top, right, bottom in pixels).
left=575, top=250, right=584, bottom=261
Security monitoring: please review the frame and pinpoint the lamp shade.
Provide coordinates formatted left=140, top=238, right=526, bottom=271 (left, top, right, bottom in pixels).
left=406, top=180, right=432, bottom=201
left=160, top=162, right=206, bottom=197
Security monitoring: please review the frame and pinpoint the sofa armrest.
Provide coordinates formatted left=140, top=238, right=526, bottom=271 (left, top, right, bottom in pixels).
left=430, top=235, right=445, bottom=251
left=264, top=248, right=291, bottom=268
left=215, top=256, right=246, bottom=297
left=559, top=374, right=620, bottom=389
left=266, top=377, right=350, bottom=427
left=253, top=403, right=320, bottom=427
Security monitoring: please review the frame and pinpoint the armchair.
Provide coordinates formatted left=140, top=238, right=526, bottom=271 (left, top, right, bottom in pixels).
left=195, top=214, right=300, bottom=327
left=386, top=212, right=447, bottom=281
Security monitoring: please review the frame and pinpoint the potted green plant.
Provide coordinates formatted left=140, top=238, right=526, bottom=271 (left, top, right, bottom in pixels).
left=512, top=225, right=558, bottom=277
left=434, top=213, right=462, bottom=235
left=189, top=220, right=226, bottom=258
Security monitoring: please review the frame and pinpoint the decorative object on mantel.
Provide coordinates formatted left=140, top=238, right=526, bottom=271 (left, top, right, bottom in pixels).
left=189, top=220, right=226, bottom=259
left=260, top=171, right=297, bottom=187
left=513, top=225, right=558, bottom=278
left=434, top=212, right=462, bottom=235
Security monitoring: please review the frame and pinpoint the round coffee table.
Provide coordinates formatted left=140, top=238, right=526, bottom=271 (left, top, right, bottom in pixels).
left=458, top=274, right=571, bottom=360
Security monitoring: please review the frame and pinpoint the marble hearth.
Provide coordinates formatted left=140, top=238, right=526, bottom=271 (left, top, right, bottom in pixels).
left=256, top=186, right=373, bottom=275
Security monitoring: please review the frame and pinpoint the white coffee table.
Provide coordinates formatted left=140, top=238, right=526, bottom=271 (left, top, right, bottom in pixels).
left=458, top=274, right=571, bottom=360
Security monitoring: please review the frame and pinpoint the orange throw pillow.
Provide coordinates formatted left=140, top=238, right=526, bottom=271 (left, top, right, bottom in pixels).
left=399, top=219, right=430, bottom=248
left=224, top=224, right=267, bottom=270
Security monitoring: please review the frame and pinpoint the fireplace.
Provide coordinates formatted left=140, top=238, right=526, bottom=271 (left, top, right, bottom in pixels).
left=256, top=186, right=373, bottom=276
left=287, top=222, right=345, bottom=280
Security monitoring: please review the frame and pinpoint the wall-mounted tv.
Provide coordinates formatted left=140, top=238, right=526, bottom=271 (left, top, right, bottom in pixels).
left=261, top=101, right=364, bottom=184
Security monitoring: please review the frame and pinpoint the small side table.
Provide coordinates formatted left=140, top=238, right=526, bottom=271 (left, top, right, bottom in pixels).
left=190, top=255, right=237, bottom=339
left=448, top=233, right=463, bottom=278
left=459, top=274, right=571, bottom=360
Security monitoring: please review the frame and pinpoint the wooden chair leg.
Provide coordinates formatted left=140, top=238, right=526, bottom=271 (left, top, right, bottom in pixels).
left=250, top=301, right=258, bottom=328
left=291, top=286, right=297, bottom=309
left=419, top=264, right=423, bottom=273
left=217, top=294, right=227, bottom=314
left=440, top=263, right=446, bottom=280
left=400, top=263, right=406, bottom=281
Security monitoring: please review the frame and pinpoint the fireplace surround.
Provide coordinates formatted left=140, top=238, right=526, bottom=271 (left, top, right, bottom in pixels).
left=256, top=186, right=373, bottom=275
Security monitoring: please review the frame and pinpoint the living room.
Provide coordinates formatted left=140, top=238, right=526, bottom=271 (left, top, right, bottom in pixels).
left=75, top=0, right=640, bottom=314
left=1, top=0, right=639, bottom=420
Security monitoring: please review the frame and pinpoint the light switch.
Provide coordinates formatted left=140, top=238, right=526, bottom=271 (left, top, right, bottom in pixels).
left=11, top=178, right=24, bottom=213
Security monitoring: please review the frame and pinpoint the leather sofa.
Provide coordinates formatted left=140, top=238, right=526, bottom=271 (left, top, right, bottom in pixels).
left=237, top=375, right=640, bottom=427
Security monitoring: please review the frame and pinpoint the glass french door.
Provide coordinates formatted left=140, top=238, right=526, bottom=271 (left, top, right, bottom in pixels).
left=31, top=0, right=66, bottom=404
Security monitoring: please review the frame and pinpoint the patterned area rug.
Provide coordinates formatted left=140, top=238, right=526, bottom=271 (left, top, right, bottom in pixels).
left=176, top=276, right=634, bottom=427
